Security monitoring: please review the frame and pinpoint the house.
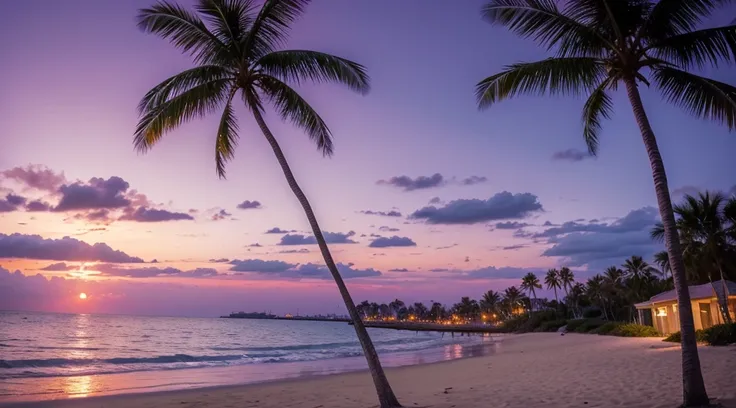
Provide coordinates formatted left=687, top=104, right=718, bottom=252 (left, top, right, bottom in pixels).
left=634, top=281, right=736, bottom=335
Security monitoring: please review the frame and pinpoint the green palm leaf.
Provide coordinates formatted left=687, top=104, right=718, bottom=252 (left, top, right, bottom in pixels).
left=642, top=0, right=730, bottom=40
left=138, top=65, right=236, bottom=114
left=135, top=79, right=233, bottom=152
left=475, top=57, right=605, bottom=109
left=243, top=0, right=308, bottom=59
left=581, top=79, right=614, bottom=155
left=258, top=77, right=333, bottom=155
left=649, top=25, right=736, bottom=69
left=653, top=66, right=736, bottom=130
left=257, top=50, right=370, bottom=94
left=136, top=1, right=229, bottom=64
left=215, top=89, right=240, bottom=178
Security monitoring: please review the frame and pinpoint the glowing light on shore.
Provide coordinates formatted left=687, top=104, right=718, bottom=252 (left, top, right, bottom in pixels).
left=79, top=293, right=87, bottom=300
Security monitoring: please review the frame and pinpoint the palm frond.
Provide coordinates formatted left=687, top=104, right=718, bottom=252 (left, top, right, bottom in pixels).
left=475, top=57, right=606, bottom=109
left=134, top=79, right=233, bottom=152
left=581, top=79, right=614, bottom=156
left=651, top=222, right=666, bottom=242
left=242, top=0, right=308, bottom=59
left=196, top=0, right=255, bottom=51
left=138, top=65, right=236, bottom=114
left=653, top=67, right=736, bottom=130
left=215, top=89, right=240, bottom=178
left=258, top=76, right=333, bottom=155
left=642, top=0, right=731, bottom=40
left=136, top=1, right=229, bottom=64
left=481, top=0, right=615, bottom=57
left=566, top=0, right=650, bottom=40
left=649, top=25, right=736, bottom=69
left=257, top=50, right=370, bottom=94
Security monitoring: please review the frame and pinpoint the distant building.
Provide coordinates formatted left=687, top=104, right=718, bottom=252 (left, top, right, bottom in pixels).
left=635, top=281, right=736, bottom=335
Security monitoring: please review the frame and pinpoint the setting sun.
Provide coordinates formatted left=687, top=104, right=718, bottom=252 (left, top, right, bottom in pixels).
left=79, top=293, right=87, bottom=300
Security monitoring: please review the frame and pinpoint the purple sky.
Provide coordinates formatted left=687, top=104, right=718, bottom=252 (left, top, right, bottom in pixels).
left=1, top=0, right=734, bottom=317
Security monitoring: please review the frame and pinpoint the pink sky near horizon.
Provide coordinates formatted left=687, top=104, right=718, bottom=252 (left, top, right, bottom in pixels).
left=1, top=0, right=735, bottom=317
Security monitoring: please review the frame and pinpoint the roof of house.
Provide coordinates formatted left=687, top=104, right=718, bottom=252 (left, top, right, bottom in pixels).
left=634, top=280, right=736, bottom=309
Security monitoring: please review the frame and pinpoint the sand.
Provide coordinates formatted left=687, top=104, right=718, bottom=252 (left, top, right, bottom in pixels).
left=21, top=333, right=736, bottom=408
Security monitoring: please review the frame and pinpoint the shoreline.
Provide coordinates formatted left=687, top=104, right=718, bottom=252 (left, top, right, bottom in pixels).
left=6, top=334, right=736, bottom=408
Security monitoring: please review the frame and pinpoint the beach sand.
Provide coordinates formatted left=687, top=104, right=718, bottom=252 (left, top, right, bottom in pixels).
left=24, top=333, right=736, bottom=408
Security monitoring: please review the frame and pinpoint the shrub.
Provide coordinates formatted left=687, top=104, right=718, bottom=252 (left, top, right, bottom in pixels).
left=582, top=308, right=603, bottom=319
left=702, top=323, right=736, bottom=346
left=591, top=321, right=622, bottom=335
left=609, top=323, right=660, bottom=337
left=500, top=314, right=529, bottom=332
left=663, top=330, right=707, bottom=343
left=538, top=319, right=569, bottom=332
left=565, top=319, right=586, bottom=332
left=573, top=319, right=606, bottom=333
left=517, top=310, right=558, bottom=333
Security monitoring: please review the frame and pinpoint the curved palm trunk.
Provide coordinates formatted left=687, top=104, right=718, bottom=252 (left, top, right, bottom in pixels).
left=624, top=79, right=709, bottom=407
left=253, top=110, right=402, bottom=408
left=714, top=258, right=732, bottom=323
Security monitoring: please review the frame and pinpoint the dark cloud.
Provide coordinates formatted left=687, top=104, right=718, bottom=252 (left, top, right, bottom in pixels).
left=377, top=173, right=445, bottom=191
left=460, top=266, right=545, bottom=279
left=54, top=176, right=131, bottom=212
left=539, top=207, right=662, bottom=268
left=209, top=258, right=230, bottom=263
left=229, top=259, right=296, bottom=273
left=429, top=268, right=449, bottom=272
left=236, top=200, right=262, bottom=210
left=96, top=264, right=218, bottom=278
left=409, top=192, right=543, bottom=224
left=0, top=233, right=144, bottom=263
left=40, top=262, right=76, bottom=271
left=495, top=221, right=531, bottom=230
left=369, top=236, right=417, bottom=248
left=119, top=207, right=194, bottom=222
left=389, top=268, right=409, bottom=272
left=513, top=229, right=533, bottom=238
left=378, top=226, right=400, bottom=232
left=228, top=259, right=380, bottom=279
left=265, top=227, right=293, bottom=234
left=0, top=194, right=25, bottom=212
left=1, top=165, right=66, bottom=192
left=461, top=176, right=488, bottom=185
left=543, top=221, right=556, bottom=226
left=278, top=231, right=357, bottom=245
left=429, top=197, right=441, bottom=204
left=25, top=200, right=52, bottom=212
left=360, top=210, right=402, bottom=217
left=278, top=248, right=310, bottom=254
left=436, top=243, right=458, bottom=250
left=211, top=209, right=232, bottom=221
left=248, top=243, right=262, bottom=247
left=552, top=148, right=592, bottom=162
left=502, top=244, right=527, bottom=251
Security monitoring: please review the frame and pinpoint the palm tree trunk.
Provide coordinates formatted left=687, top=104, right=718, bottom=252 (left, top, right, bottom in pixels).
left=252, top=109, right=402, bottom=408
left=713, top=256, right=732, bottom=323
left=624, top=78, right=709, bottom=407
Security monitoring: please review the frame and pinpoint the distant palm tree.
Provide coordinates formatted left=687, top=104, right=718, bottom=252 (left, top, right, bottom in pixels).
left=476, top=1, right=736, bottom=403
left=134, top=1, right=400, bottom=406
left=503, top=286, right=524, bottom=316
left=480, top=290, right=501, bottom=318
left=567, top=282, right=586, bottom=318
left=653, top=251, right=673, bottom=286
left=520, top=272, right=542, bottom=312
left=545, top=269, right=561, bottom=303
left=389, top=299, right=405, bottom=318
left=585, top=274, right=608, bottom=320
left=429, top=302, right=446, bottom=321
left=558, top=267, right=575, bottom=298
left=623, top=256, right=658, bottom=282
left=603, top=266, right=624, bottom=286
left=413, top=302, right=429, bottom=320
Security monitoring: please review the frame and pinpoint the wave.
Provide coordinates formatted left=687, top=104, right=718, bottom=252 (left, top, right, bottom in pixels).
left=0, top=354, right=246, bottom=369
left=210, top=336, right=437, bottom=352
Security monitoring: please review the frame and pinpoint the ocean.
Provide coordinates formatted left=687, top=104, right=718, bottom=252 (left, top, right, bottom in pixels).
left=0, top=311, right=497, bottom=403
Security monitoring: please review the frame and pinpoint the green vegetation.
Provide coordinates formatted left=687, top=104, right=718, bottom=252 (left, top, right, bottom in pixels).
left=590, top=322, right=622, bottom=335
left=573, top=319, right=606, bottom=333
left=663, top=330, right=707, bottom=344
left=537, top=319, right=568, bottom=332
left=701, top=323, right=736, bottom=346
left=609, top=324, right=660, bottom=338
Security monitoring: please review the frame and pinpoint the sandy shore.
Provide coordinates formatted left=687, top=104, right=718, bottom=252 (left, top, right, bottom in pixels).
left=19, top=333, right=736, bottom=408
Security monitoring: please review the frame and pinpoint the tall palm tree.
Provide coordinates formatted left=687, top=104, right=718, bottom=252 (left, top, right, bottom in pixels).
left=653, top=250, right=672, bottom=282
left=545, top=269, right=561, bottom=303
left=503, top=286, right=524, bottom=316
left=567, top=282, right=587, bottom=318
left=520, top=272, right=542, bottom=311
left=476, top=1, right=736, bottom=404
left=480, top=289, right=501, bottom=318
left=134, top=1, right=400, bottom=406
left=558, top=267, right=575, bottom=297
left=585, top=274, right=608, bottom=320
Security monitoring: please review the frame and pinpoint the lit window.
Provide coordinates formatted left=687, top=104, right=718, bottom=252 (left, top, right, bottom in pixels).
left=656, top=307, right=667, bottom=317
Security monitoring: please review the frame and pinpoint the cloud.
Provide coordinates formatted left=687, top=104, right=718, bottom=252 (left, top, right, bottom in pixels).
left=211, top=209, right=232, bottom=221
left=459, top=266, right=544, bottom=279
left=429, top=197, right=441, bottom=204
left=278, top=231, right=357, bottom=245
left=25, top=200, right=52, bottom=212
left=40, top=262, right=76, bottom=271
left=209, top=258, right=230, bottom=263
left=389, top=268, right=409, bottom=272
left=278, top=248, right=310, bottom=254
left=228, top=259, right=380, bottom=279
left=265, top=227, right=293, bottom=234
left=409, top=192, right=543, bottom=224
left=539, top=207, right=662, bottom=268
left=1, top=165, right=66, bottom=192
left=461, top=176, right=488, bottom=185
left=429, top=268, right=449, bottom=272
left=369, top=236, right=417, bottom=248
left=54, top=176, right=132, bottom=211
left=671, top=185, right=701, bottom=199
left=495, top=221, right=531, bottom=230
left=0, top=194, right=26, bottom=212
left=378, top=226, right=400, bottom=232
left=436, top=243, right=458, bottom=250
left=360, top=210, right=402, bottom=217
left=501, top=244, right=527, bottom=251
left=236, top=200, right=262, bottom=210
left=0, top=233, right=144, bottom=263
left=551, top=148, right=592, bottom=162
left=119, top=207, right=194, bottom=222
left=377, top=173, right=445, bottom=191
left=248, top=243, right=263, bottom=247
left=95, top=264, right=218, bottom=278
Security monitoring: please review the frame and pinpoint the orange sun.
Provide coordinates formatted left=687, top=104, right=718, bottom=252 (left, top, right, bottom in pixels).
left=79, top=293, right=88, bottom=300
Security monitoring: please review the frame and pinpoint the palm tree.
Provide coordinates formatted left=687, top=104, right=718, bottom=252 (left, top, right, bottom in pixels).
left=429, top=302, right=446, bottom=321
left=558, top=267, right=575, bottom=298
left=413, top=302, right=429, bottom=320
left=653, top=250, right=672, bottom=282
left=134, top=1, right=400, bottom=406
left=503, top=286, right=524, bottom=316
left=480, top=290, right=501, bottom=318
left=389, top=299, right=405, bottom=319
left=476, top=1, right=736, bottom=403
left=567, top=282, right=587, bottom=318
left=585, top=274, right=608, bottom=320
left=520, top=272, right=542, bottom=312
left=545, top=269, right=561, bottom=303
